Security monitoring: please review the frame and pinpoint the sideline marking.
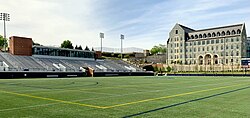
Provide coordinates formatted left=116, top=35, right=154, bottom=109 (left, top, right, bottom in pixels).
left=0, top=90, right=105, bottom=109
left=0, top=81, right=243, bottom=112
left=123, top=86, right=250, bottom=118
left=103, top=83, right=246, bottom=108
left=0, top=83, right=247, bottom=109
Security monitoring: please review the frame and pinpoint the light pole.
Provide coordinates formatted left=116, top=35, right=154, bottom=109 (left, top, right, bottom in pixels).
left=100, top=33, right=104, bottom=53
left=0, top=13, right=10, bottom=52
left=231, top=50, right=233, bottom=75
left=120, top=34, right=124, bottom=59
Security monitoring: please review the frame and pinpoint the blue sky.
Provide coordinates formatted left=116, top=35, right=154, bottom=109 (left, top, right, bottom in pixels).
left=1, top=0, right=250, bottom=49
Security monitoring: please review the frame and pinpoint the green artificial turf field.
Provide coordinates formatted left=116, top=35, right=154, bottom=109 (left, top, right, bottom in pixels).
left=0, top=76, right=249, bottom=118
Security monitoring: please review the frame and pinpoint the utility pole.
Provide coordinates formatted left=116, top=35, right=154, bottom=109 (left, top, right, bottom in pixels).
left=0, top=13, right=10, bottom=52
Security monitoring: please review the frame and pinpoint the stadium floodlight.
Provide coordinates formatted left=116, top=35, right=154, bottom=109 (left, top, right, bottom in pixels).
left=100, top=33, right=104, bottom=52
left=0, top=13, right=10, bottom=52
left=120, top=34, right=124, bottom=59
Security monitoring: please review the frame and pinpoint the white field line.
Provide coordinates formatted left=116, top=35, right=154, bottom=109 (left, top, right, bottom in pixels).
left=1, top=79, right=249, bottom=112
left=9, top=78, right=236, bottom=95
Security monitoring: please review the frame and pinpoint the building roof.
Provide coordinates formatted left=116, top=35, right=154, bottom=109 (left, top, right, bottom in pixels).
left=178, top=24, right=195, bottom=32
left=194, top=23, right=243, bottom=32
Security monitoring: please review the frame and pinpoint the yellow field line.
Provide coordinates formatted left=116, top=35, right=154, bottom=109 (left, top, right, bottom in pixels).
left=0, top=90, right=106, bottom=109
left=102, top=83, right=247, bottom=109
left=0, top=83, right=247, bottom=109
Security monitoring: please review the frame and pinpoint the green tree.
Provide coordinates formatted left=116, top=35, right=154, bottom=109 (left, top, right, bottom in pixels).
left=85, top=46, right=90, bottom=51
left=61, top=40, right=73, bottom=49
left=0, top=35, right=8, bottom=50
left=78, top=45, right=83, bottom=50
left=150, top=44, right=167, bottom=55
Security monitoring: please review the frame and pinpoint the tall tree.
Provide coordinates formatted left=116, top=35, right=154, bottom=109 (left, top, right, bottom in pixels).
left=78, top=45, right=83, bottom=50
left=61, top=40, right=73, bottom=49
left=75, top=45, right=78, bottom=49
left=0, top=35, right=8, bottom=50
left=85, top=46, right=90, bottom=51
left=150, top=44, right=167, bottom=55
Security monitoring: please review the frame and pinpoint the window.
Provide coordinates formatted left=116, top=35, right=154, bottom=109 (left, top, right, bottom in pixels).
left=198, top=41, right=201, bottom=45
left=202, top=47, right=205, bottom=51
left=221, top=45, right=224, bottom=50
left=237, top=29, right=241, bottom=34
left=208, top=33, right=211, bottom=37
left=198, top=47, right=200, bottom=51
left=231, top=45, right=233, bottom=49
left=195, top=35, right=198, bottom=39
left=212, top=32, right=216, bottom=37
left=226, top=45, right=228, bottom=49
left=222, top=31, right=225, bottom=36
left=236, top=45, right=239, bottom=49
left=216, top=39, right=219, bottom=43
left=211, top=40, right=214, bottom=44
left=202, top=41, right=205, bottom=45
left=191, top=35, right=194, bottom=39
left=221, top=39, right=224, bottom=43
left=207, top=40, right=210, bottom=44
left=226, top=30, right=230, bottom=35
left=226, top=52, right=228, bottom=56
left=175, top=30, right=178, bottom=34
left=207, top=47, right=209, bottom=51
left=231, top=38, right=234, bottom=42
left=203, top=34, right=207, bottom=38
left=236, top=37, right=239, bottom=41
left=211, top=46, right=214, bottom=50
left=232, top=30, right=236, bottom=35
left=236, top=51, right=239, bottom=56
left=217, top=32, right=221, bottom=36
left=199, top=34, right=202, bottom=38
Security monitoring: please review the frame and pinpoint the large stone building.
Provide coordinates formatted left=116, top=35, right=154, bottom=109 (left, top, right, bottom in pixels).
left=167, top=23, right=248, bottom=71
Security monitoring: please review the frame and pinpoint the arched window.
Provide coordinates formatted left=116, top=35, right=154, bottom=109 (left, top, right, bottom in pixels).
left=217, top=32, right=221, bottom=36
left=237, top=29, right=241, bottom=34
left=195, top=35, right=198, bottom=39
left=199, top=34, right=202, bottom=38
left=232, top=30, right=236, bottom=35
left=191, top=35, right=194, bottom=39
left=203, top=33, right=207, bottom=38
left=226, top=30, right=230, bottom=35
left=221, top=31, right=225, bottom=36
left=212, top=32, right=216, bottom=37
left=208, top=33, right=211, bottom=37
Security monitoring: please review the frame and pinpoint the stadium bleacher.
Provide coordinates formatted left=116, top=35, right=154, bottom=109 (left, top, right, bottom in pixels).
left=0, top=52, right=144, bottom=72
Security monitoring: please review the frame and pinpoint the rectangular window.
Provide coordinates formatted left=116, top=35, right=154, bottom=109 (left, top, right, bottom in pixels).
left=216, top=39, right=219, bottom=43
left=207, top=40, right=210, bottom=44
left=176, top=30, right=178, bottom=34
left=202, top=41, right=205, bottom=45
left=211, top=40, right=214, bottom=44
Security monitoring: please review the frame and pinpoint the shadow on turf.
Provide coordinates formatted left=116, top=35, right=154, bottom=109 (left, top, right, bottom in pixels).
left=123, top=86, right=250, bottom=118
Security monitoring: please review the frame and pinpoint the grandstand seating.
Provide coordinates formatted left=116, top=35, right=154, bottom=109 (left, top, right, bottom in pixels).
left=0, top=52, right=144, bottom=72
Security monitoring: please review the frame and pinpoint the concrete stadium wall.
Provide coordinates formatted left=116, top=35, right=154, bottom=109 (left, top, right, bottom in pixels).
left=94, top=72, right=155, bottom=77
left=0, top=72, right=87, bottom=79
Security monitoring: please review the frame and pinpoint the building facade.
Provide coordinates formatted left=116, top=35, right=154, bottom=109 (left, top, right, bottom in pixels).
left=167, top=23, right=248, bottom=71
